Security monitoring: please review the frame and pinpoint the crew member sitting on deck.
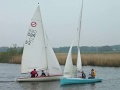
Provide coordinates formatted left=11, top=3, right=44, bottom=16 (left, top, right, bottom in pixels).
left=30, top=69, right=38, bottom=78
left=81, top=71, right=86, bottom=78
left=88, top=69, right=96, bottom=79
left=41, top=70, right=46, bottom=77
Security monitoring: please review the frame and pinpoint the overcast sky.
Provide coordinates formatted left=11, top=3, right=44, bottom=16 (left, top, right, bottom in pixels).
left=0, top=0, right=120, bottom=47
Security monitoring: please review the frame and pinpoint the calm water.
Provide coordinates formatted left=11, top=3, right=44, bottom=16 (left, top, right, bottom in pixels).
left=0, top=63, right=120, bottom=90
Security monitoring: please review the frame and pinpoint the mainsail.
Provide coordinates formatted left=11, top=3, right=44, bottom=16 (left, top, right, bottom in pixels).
left=21, top=6, right=62, bottom=75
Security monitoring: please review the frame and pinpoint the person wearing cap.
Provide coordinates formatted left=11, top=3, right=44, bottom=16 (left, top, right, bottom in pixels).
left=30, top=69, right=38, bottom=78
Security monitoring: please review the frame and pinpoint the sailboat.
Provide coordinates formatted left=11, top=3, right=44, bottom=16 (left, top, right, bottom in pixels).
left=60, top=0, right=102, bottom=85
left=16, top=5, right=63, bottom=82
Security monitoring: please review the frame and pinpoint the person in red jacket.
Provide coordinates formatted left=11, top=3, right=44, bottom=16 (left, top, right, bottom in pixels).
left=30, top=69, right=38, bottom=78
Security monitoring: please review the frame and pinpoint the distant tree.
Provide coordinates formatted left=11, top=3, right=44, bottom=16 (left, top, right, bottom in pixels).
left=7, top=44, right=18, bottom=55
left=6, top=44, right=20, bottom=60
left=98, top=45, right=113, bottom=52
left=19, top=47, right=23, bottom=54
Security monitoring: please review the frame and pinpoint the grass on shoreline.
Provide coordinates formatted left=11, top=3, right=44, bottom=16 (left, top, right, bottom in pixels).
left=7, top=53, right=120, bottom=67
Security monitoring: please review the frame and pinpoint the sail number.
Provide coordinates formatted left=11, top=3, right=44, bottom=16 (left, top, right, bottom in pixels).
left=25, top=29, right=37, bottom=45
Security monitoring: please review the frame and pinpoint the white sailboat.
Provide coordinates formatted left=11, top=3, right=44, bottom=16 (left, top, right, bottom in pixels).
left=17, top=5, right=62, bottom=82
left=60, top=0, right=102, bottom=85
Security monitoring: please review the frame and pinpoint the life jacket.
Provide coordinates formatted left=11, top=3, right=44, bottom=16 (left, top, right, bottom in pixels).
left=93, top=71, right=96, bottom=77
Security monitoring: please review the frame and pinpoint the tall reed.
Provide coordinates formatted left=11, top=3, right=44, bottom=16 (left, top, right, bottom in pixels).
left=5, top=53, right=120, bottom=67
left=9, top=55, right=22, bottom=64
left=56, top=53, right=120, bottom=67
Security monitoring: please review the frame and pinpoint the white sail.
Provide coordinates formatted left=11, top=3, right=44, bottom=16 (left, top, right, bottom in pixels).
left=77, top=47, right=82, bottom=71
left=45, top=33, right=62, bottom=75
left=63, top=42, right=74, bottom=78
left=21, top=6, right=62, bottom=74
left=76, top=25, right=82, bottom=71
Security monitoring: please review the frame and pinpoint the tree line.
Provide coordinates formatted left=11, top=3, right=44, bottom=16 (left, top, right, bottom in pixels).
left=53, top=45, right=120, bottom=53
left=0, top=44, right=120, bottom=53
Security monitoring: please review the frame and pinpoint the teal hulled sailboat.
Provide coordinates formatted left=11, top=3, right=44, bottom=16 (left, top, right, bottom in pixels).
left=60, top=0, right=102, bottom=85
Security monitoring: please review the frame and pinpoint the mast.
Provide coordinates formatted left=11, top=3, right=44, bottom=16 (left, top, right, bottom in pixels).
left=76, top=0, right=84, bottom=72
left=78, top=0, right=83, bottom=47
left=38, top=4, right=49, bottom=71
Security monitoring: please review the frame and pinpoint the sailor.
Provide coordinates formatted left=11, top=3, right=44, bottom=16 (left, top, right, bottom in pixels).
left=89, top=69, right=96, bottom=79
left=41, top=70, right=46, bottom=77
left=30, top=69, right=38, bottom=78
left=81, top=71, right=86, bottom=78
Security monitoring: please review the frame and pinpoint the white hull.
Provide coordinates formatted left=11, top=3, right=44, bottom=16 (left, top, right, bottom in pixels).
left=16, top=75, right=63, bottom=82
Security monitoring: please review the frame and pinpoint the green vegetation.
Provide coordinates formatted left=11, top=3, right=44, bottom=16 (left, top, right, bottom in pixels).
left=1, top=45, right=120, bottom=53
left=0, top=44, right=23, bottom=64
left=53, top=45, right=120, bottom=53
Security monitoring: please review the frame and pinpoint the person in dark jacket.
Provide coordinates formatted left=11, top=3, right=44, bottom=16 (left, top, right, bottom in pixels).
left=78, top=71, right=86, bottom=78
left=30, top=69, right=38, bottom=78
left=41, top=70, right=46, bottom=77
left=81, top=71, right=86, bottom=78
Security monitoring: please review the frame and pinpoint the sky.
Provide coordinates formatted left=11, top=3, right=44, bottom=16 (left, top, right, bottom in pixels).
left=0, top=0, right=120, bottom=47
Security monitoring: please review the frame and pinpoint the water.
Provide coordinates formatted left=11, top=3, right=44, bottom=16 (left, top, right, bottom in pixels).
left=0, top=63, right=120, bottom=90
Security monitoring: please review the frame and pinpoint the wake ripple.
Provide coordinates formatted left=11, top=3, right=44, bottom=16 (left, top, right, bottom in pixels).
left=0, top=80, right=15, bottom=83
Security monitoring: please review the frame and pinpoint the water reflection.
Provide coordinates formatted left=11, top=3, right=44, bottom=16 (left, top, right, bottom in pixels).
left=30, top=82, right=38, bottom=90
left=90, top=83, right=96, bottom=90
left=61, top=83, right=96, bottom=90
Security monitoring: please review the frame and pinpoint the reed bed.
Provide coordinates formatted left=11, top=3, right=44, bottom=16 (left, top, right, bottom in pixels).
left=9, top=55, right=22, bottom=64
left=8, top=53, right=120, bottom=67
left=56, top=53, right=120, bottom=67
